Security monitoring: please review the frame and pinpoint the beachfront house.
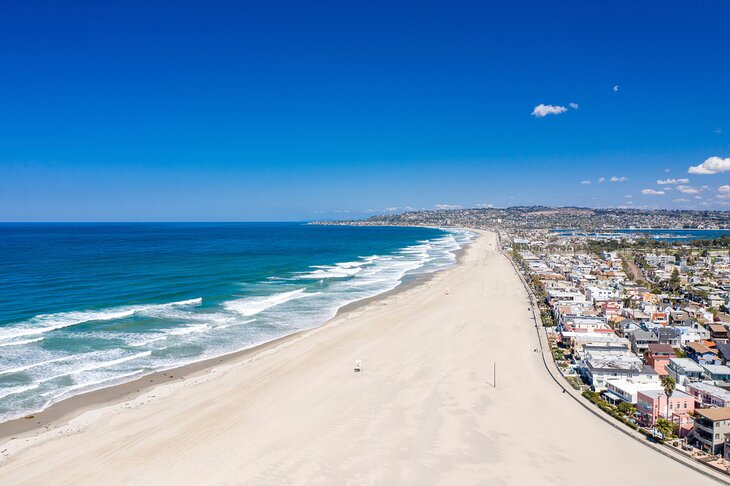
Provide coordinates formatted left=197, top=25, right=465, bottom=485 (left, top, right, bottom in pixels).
left=692, top=407, right=730, bottom=455
left=636, top=390, right=694, bottom=427
left=583, top=356, right=657, bottom=391
left=603, top=378, right=663, bottom=405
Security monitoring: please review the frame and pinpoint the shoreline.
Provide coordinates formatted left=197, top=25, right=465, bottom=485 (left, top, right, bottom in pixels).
left=0, top=230, right=711, bottom=485
left=0, top=241, right=469, bottom=442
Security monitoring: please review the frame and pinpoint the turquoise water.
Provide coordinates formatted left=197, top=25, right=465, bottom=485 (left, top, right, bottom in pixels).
left=0, top=223, right=474, bottom=422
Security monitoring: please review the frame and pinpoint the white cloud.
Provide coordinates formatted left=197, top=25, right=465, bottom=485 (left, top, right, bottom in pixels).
left=609, top=176, right=628, bottom=182
left=624, top=194, right=633, bottom=198
left=676, top=185, right=707, bottom=194
left=434, top=204, right=463, bottom=210
left=569, top=102, right=579, bottom=109
left=657, top=178, right=689, bottom=185
left=476, top=203, right=495, bottom=208
left=613, top=85, right=619, bottom=92
left=688, top=156, right=730, bottom=175
left=716, top=186, right=730, bottom=199
left=694, top=196, right=703, bottom=200
left=673, top=198, right=690, bottom=203
left=580, top=180, right=591, bottom=185
left=531, top=104, right=567, bottom=117
left=598, top=177, right=606, bottom=183
left=641, top=189, right=665, bottom=195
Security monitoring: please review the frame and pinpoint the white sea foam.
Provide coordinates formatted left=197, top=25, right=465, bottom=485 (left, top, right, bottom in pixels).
left=167, top=324, right=210, bottom=336
left=0, top=354, right=78, bottom=376
left=216, top=318, right=256, bottom=330
left=0, top=383, right=40, bottom=400
left=296, top=266, right=362, bottom=279
left=224, top=289, right=321, bottom=317
left=72, top=351, right=152, bottom=375
left=45, top=369, right=147, bottom=403
left=0, top=298, right=203, bottom=342
left=0, top=337, right=44, bottom=347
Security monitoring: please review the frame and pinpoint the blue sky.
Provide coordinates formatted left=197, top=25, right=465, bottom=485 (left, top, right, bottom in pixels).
left=1, top=1, right=729, bottom=221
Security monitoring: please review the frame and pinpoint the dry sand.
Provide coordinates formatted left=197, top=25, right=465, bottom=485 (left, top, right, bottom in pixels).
left=0, top=231, right=717, bottom=485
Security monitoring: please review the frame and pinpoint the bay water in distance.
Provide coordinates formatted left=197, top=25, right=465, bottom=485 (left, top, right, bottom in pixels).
left=0, top=223, right=474, bottom=422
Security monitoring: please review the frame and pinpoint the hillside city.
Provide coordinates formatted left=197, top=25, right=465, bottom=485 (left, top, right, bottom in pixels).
left=315, top=206, right=730, bottom=230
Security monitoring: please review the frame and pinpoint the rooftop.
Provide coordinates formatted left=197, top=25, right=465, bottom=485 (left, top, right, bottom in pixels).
left=669, top=358, right=704, bottom=372
left=687, top=382, right=730, bottom=401
left=647, top=343, right=675, bottom=355
left=696, top=407, right=730, bottom=422
left=702, top=364, right=730, bottom=375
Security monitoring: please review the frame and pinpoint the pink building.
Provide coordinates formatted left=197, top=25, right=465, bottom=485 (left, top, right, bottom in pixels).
left=644, top=343, right=675, bottom=376
left=636, top=389, right=694, bottom=426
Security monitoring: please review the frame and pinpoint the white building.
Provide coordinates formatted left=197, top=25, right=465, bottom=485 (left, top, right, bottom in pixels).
left=583, top=355, right=657, bottom=391
left=604, top=378, right=662, bottom=404
left=585, top=286, right=619, bottom=303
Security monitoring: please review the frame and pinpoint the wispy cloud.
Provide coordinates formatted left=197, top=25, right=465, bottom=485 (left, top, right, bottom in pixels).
left=673, top=198, right=690, bottom=203
left=657, top=178, right=689, bottom=185
left=597, top=177, right=606, bottom=183
left=676, top=185, right=708, bottom=194
left=609, top=176, right=628, bottom=182
left=580, top=180, right=591, bottom=185
left=434, top=204, right=463, bottom=210
left=715, top=128, right=723, bottom=134
left=613, top=85, right=619, bottom=92
left=569, top=102, right=579, bottom=109
left=641, top=189, right=665, bottom=195
left=531, top=104, right=567, bottom=117
left=716, top=186, right=730, bottom=199
left=688, top=156, right=730, bottom=175
left=476, top=203, right=495, bottom=208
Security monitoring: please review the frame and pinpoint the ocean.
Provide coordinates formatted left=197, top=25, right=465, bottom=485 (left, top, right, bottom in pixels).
left=0, top=223, right=474, bottom=422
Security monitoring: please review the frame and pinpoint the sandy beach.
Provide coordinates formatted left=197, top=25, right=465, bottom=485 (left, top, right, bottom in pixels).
left=0, top=231, right=717, bottom=485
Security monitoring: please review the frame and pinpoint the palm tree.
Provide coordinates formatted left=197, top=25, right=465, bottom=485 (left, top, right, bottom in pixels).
left=661, top=375, right=676, bottom=426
